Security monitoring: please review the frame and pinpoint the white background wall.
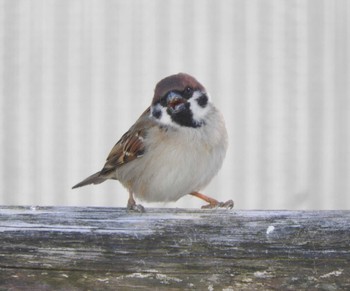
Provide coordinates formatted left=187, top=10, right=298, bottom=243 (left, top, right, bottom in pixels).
left=0, top=0, right=349, bottom=209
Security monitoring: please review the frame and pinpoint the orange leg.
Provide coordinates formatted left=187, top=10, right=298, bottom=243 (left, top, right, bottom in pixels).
left=190, top=192, right=234, bottom=209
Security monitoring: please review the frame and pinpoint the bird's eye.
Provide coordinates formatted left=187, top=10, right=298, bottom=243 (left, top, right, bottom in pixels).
left=183, top=87, right=193, bottom=98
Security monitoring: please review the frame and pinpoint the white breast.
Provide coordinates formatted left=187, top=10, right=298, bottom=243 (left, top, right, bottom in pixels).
left=116, top=105, right=228, bottom=202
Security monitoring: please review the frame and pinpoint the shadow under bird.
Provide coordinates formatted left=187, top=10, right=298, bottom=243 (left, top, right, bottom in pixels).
left=72, top=73, right=233, bottom=211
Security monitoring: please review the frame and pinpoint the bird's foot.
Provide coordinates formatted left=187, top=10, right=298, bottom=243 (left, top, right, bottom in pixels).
left=190, top=192, right=234, bottom=210
left=201, top=199, right=234, bottom=209
left=128, top=204, right=145, bottom=213
left=127, top=196, right=145, bottom=213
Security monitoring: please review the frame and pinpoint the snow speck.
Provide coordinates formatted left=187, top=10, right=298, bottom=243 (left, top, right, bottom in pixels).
left=266, top=225, right=275, bottom=235
left=155, top=273, right=182, bottom=283
left=254, top=270, right=273, bottom=278
left=125, top=273, right=152, bottom=279
left=320, top=269, right=343, bottom=279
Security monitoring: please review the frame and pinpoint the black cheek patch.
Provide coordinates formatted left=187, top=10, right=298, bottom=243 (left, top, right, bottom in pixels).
left=152, top=107, right=162, bottom=119
left=197, top=94, right=208, bottom=107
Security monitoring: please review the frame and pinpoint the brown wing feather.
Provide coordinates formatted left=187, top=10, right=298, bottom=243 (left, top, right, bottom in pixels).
left=72, top=108, right=153, bottom=188
left=99, top=108, right=152, bottom=177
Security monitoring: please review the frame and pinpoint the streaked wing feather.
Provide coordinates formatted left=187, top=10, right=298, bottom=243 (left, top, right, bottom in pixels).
left=99, top=108, right=151, bottom=176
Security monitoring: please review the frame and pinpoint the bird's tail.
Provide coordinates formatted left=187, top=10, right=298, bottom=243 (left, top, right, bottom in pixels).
left=72, top=171, right=106, bottom=189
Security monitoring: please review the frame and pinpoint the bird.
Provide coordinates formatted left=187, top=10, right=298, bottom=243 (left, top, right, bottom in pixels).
left=72, top=73, right=233, bottom=212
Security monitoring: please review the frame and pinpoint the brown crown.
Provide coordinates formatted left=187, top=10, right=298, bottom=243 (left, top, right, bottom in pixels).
left=152, top=73, right=205, bottom=104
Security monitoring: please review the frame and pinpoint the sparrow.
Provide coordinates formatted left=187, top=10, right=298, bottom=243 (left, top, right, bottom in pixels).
left=72, top=73, right=233, bottom=211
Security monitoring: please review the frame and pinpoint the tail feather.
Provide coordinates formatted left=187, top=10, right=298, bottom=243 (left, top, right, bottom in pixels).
left=72, top=171, right=107, bottom=189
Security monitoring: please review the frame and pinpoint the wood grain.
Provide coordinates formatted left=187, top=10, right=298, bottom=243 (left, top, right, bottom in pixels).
left=0, top=206, right=349, bottom=290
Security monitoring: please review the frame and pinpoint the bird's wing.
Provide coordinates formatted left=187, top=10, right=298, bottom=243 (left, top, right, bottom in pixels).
left=99, top=107, right=153, bottom=177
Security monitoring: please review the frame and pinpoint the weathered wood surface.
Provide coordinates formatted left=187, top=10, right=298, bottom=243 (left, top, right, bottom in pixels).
left=0, top=207, right=349, bottom=290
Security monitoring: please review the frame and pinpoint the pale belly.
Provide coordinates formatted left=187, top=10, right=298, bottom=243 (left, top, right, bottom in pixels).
left=115, top=126, right=227, bottom=202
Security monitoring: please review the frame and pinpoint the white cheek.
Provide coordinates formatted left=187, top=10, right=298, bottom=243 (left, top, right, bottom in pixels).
left=189, top=92, right=210, bottom=123
left=150, top=104, right=179, bottom=127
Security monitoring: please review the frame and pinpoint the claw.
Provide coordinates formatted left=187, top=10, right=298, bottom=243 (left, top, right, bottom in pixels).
left=201, top=199, right=234, bottom=209
left=128, top=203, right=145, bottom=213
left=127, top=191, right=145, bottom=213
left=190, top=192, right=234, bottom=210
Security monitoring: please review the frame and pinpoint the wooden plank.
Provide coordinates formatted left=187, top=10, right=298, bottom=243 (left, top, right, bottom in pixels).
left=0, top=206, right=349, bottom=290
